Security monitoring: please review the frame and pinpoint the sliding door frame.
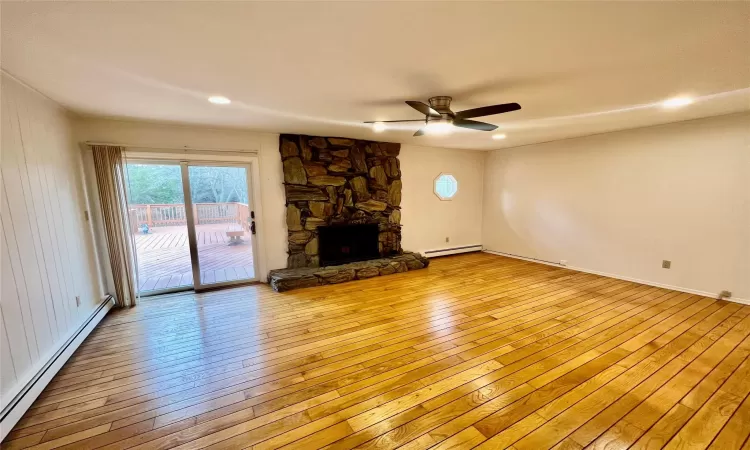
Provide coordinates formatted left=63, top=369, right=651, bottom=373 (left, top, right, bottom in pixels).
left=181, top=161, right=259, bottom=292
left=125, top=156, right=262, bottom=296
left=125, top=159, right=193, bottom=297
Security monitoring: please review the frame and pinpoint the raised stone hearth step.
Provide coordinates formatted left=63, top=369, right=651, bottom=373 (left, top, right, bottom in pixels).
left=269, top=252, right=429, bottom=292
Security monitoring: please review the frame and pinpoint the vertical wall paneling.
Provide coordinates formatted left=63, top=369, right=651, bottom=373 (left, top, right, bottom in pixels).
left=0, top=307, right=17, bottom=396
left=3, top=92, right=53, bottom=355
left=0, top=224, right=33, bottom=379
left=0, top=73, right=102, bottom=412
left=29, top=101, right=73, bottom=329
left=10, top=90, right=61, bottom=342
left=24, top=94, right=74, bottom=329
left=19, top=93, right=72, bottom=330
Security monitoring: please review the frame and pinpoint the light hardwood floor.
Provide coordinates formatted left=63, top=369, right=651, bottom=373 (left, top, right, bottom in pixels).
left=4, top=252, right=750, bottom=449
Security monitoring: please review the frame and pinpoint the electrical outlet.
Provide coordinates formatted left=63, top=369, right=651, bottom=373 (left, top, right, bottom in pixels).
left=662, top=260, right=671, bottom=269
left=445, top=237, right=450, bottom=243
left=75, top=296, right=81, bottom=307
left=719, top=290, right=732, bottom=299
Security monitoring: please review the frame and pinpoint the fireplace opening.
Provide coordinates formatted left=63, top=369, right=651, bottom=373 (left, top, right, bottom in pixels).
left=318, top=223, right=379, bottom=266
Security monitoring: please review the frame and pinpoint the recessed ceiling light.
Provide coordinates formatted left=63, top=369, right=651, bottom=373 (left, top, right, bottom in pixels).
left=372, top=122, right=386, bottom=132
left=208, top=96, right=231, bottom=105
left=662, top=97, right=693, bottom=109
left=492, top=133, right=507, bottom=140
left=424, top=122, right=453, bottom=135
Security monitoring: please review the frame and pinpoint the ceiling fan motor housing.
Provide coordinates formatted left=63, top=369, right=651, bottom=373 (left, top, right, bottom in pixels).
left=428, top=96, right=454, bottom=116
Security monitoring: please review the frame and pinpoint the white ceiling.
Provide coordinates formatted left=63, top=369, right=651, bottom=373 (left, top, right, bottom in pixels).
left=2, top=2, right=749, bottom=150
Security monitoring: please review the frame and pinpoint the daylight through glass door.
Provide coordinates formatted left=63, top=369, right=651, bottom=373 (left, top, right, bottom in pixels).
left=187, top=164, right=256, bottom=287
left=126, top=161, right=256, bottom=296
left=127, top=162, right=194, bottom=294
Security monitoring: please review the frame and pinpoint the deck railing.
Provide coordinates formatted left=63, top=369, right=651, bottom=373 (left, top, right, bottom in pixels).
left=129, top=203, right=250, bottom=231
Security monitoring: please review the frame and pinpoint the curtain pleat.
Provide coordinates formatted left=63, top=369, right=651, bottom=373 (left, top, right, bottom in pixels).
left=91, top=145, right=138, bottom=307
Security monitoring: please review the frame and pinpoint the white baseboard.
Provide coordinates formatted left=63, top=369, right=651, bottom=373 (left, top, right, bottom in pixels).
left=482, top=249, right=564, bottom=268
left=423, top=244, right=483, bottom=258
left=0, top=296, right=115, bottom=442
left=482, top=250, right=749, bottom=305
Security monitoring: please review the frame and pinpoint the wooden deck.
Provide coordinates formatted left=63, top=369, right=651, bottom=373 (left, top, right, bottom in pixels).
left=5, top=252, right=750, bottom=449
left=134, top=224, right=254, bottom=292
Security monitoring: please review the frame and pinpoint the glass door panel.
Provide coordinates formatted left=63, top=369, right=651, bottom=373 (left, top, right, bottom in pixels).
left=186, top=164, right=256, bottom=288
left=126, top=162, right=194, bottom=295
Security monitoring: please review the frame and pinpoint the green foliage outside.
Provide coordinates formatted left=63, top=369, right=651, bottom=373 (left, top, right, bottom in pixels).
left=126, top=164, right=248, bottom=205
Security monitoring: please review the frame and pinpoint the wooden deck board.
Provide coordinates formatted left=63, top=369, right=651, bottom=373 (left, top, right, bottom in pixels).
left=132, top=224, right=254, bottom=292
left=3, top=253, right=749, bottom=450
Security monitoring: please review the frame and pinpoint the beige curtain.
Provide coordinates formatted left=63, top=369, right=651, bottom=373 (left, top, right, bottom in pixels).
left=92, top=145, right=138, bottom=307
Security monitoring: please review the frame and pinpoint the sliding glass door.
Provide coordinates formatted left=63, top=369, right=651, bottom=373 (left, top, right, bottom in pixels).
left=185, top=164, right=256, bottom=289
left=127, top=162, right=194, bottom=294
left=126, top=160, right=257, bottom=296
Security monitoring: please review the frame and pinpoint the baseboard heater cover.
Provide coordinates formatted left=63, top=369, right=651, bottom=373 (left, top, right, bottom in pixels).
left=424, top=245, right=483, bottom=258
left=0, top=295, right=115, bottom=442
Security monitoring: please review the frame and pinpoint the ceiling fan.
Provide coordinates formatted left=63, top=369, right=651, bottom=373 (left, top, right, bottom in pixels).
left=365, top=96, right=521, bottom=136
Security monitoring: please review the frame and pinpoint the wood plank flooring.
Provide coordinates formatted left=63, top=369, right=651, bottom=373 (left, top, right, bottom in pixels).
left=4, top=252, right=750, bottom=449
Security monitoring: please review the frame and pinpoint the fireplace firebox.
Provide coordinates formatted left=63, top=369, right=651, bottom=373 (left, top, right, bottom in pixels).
left=318, top=223, right=379, bottom=266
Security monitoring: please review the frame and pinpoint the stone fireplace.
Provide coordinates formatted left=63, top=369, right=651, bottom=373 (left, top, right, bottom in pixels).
left=280, top=134, right=402, bottom=268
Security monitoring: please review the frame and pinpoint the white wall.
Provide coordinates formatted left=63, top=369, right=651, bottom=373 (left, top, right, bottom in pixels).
left=0, top=74, right=103, bottom=407
left=73, top=117, right=288, bottom=279
left=482, top=112, right=750, bottom=301
left=73, top=119, right=487, bottom=276
left=59, top=112, right=750, bottom=304
left=400, top=144, right=484, bottom=255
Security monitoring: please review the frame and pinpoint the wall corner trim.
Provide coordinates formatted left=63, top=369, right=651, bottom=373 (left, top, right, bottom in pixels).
left=0, top=296, right=115, bottom=442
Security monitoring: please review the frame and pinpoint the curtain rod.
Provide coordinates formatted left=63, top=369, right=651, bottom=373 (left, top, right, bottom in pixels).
left=85, top=141, right=259, bottom=155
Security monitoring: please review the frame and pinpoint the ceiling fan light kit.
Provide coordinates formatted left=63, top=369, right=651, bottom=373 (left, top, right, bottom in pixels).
left=366, top=96, right=521, bottom=137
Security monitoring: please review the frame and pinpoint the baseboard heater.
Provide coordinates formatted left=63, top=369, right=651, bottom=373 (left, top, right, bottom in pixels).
left=423, top=244, right=483, bottom=258
left=0, top=295, right=115, bottom=441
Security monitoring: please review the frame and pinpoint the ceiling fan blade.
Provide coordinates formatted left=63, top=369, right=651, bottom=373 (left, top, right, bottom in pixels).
left=406, top=101, right=441, bottom=117
left=364, top=119, right=426, bottom=123
left=413, top=128, right=426, bottom=137
left=455, top=102, right=521, bottom=119
left=453, top=118, right=498, bottom=131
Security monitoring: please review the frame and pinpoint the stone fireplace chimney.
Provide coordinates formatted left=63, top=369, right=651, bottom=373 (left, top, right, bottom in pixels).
left=280, top=134, right=402, bottom=268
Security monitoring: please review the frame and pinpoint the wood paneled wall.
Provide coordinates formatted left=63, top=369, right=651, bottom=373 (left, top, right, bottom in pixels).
left=0, top=74, right=102, bottom=407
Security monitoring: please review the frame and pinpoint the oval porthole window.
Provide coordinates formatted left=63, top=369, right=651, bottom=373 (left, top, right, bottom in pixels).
left=434, top=173, right=458, bottom=200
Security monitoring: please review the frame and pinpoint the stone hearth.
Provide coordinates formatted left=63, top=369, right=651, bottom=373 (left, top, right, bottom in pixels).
left=281, top=134, right=402, bottom=268
left=269, top=252, right=429, bottom=292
